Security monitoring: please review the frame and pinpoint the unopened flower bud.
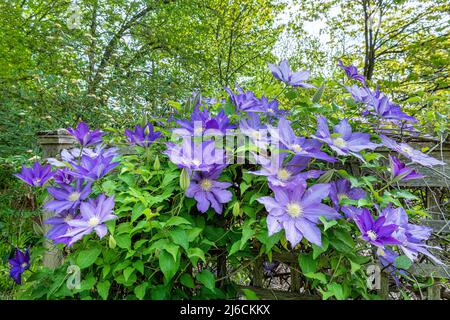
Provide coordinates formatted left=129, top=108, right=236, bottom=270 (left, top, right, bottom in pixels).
left=180, top=168, right=190, bottom=191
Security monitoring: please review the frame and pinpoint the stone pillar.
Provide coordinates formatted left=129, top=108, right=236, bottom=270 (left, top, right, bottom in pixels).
left=37, top=129, right=77, bottom=269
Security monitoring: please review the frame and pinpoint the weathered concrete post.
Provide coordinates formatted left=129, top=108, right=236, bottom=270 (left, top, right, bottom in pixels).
left=37, top=129, right=77, bottom=269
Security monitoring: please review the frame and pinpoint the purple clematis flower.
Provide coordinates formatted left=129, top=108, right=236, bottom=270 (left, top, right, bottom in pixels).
left=45, top=211, right=80, bottom=245
left=14, top=161, right=54, bottom=187
left=353, top=208, right=400, bottom=247
left=53, top=167, right=75, bottom=185
left=389, top=155, right=424, bottom=181
left=329, top=179, right=366, bottom=209
left=44, top=179, right=92, bottom=214
left=376, top=247, right=404, bottom=287
left=312, top=116, right=380, bottom=160
left=268, top=59, right=315, bottom=88
left=268, top=117, right=336, bottom=162
left=186, top=165, right=232, bottom=214
left=225, top=87, right=267, bottom=113
left=251, top=153, right=323, bottom=187
left=61, top=194, right=117, bottom=245
left=257, top=180, right=340, bottom=247
left=338, top=59, right=366, bottom=85
left=174, top=107, right=235, bottom=137
left=239, top=113, right=269, bottom=148
left=341, top=205, right=365, bottom=220
left=261, top=97, right=286, bottom=118
left=9, top=248, right=30, bottom=284
left=67, top=122, right=105, bottom=147
left=164, top=139, right=226, bottom=172
left=380, top=205, right=443, bottom=264
left=70, top=154, right=120, bottom=181
left=48, top=145, right=118, bottom=167
left=125, top=123, right=161, bottom=147
left=380, top=135, right=445, bottom=167
left=371, top=96, right=417, bottom=122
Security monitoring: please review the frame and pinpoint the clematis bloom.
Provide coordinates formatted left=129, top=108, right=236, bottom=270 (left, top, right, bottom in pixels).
left=268, top=59, right=315, bottom=88
left=14, top=161, right=54, bottom=187
left=257, top=180, right=340, bottom=247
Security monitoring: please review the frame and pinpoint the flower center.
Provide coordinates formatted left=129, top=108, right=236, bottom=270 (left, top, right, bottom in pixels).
left=251, top=131, right=262, bottom=139
left=401, top=146, right=413, bottom=155
left=34, top=178, right=42, bottom=184
left=286, top=202, right=303, bottom=218
left=367, top=230, right=378, bottom=241
left=194, top=127, right=203, bottom=135
left=291, top=144, right=302, bottom=152
left=21, top=262, right=28, bottom=268
left=200, top=179, right=213, bottom=191
left=64, top=214, right=73, bottom=222
left=277, top=168, right=292, bottom=181
left=267, top=108, right=274, bottom=114
left=337, top=193, right=348, bottom=201
left=333, top=137, right=347, bottom=148
left=68, top=192, right=81, bottom=202
left=376, top=247, right=385, bottom=257
left=192, top=159, right=201, bottom=166
left=88, top=217, right=100, bottom=227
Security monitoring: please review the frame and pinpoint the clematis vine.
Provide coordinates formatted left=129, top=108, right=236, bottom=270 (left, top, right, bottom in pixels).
left=312, top=116, right=380, bottom=160
left=389, top=155, right=424, bottom=181
left=44, top=179, right=92, bottom=214
left=353, top=208, right=400, bottom=247
left=14, top=161, right=54, bottom=187
left=268, top=59, right=315, bottom=88
left=185, top=165, right=232, bottom=214
left=257, top=180, right=340, bottom=247
left=61, top=194, right=117, bottom=246
left=9, top=248, right=30, bottom=284
left=329, top=178, right=366, bottom=209
left=67, top=122, right=105, bottom=147
left=338, top=59, right=366, bottom=85
left=268, top=117, right=336, bottom=162
left=380, top=135, right=445, bottom=167
left=125, top=123, right=161, bottom=147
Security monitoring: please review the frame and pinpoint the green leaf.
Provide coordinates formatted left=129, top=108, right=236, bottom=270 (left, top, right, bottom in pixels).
left=96, top=280, right=111, bottom=300
left=115, top=234, right=131, bottom=250
left=312, top=236, right=329, bottom=259
left=165, top=216, right=191, bottom=227
left=187, top=247, right=206, bottom=264
left=240, top=219, right=255, bottom=250
left=241, top=288, right=260, bottom=300
left=170, top=228, right=189, bottom=251
left=123, top=267, right=135, bottom=282
left=298, top=253, right=317, bottom=274
left=319, top=216, right=337, bottom=231
left=228, top=240, right=242, bottom=256
left=101, top=180, right=116, bottom=194
left=162, top=243, right=180, bottom=261
left=159, top=250, right=178, bottom=282
left=304, top=272, right=327, bottom=283
left=196, top=270, right=215, bottom=290
left=134, top=283, right=148, bottom=300
left=133, top=260, right=145, bottom=275
left=395, top=255, right=412, bottom=270
left=76, top=248, right=101, bottom=269
left=180, top=273, right=195, bottom=288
